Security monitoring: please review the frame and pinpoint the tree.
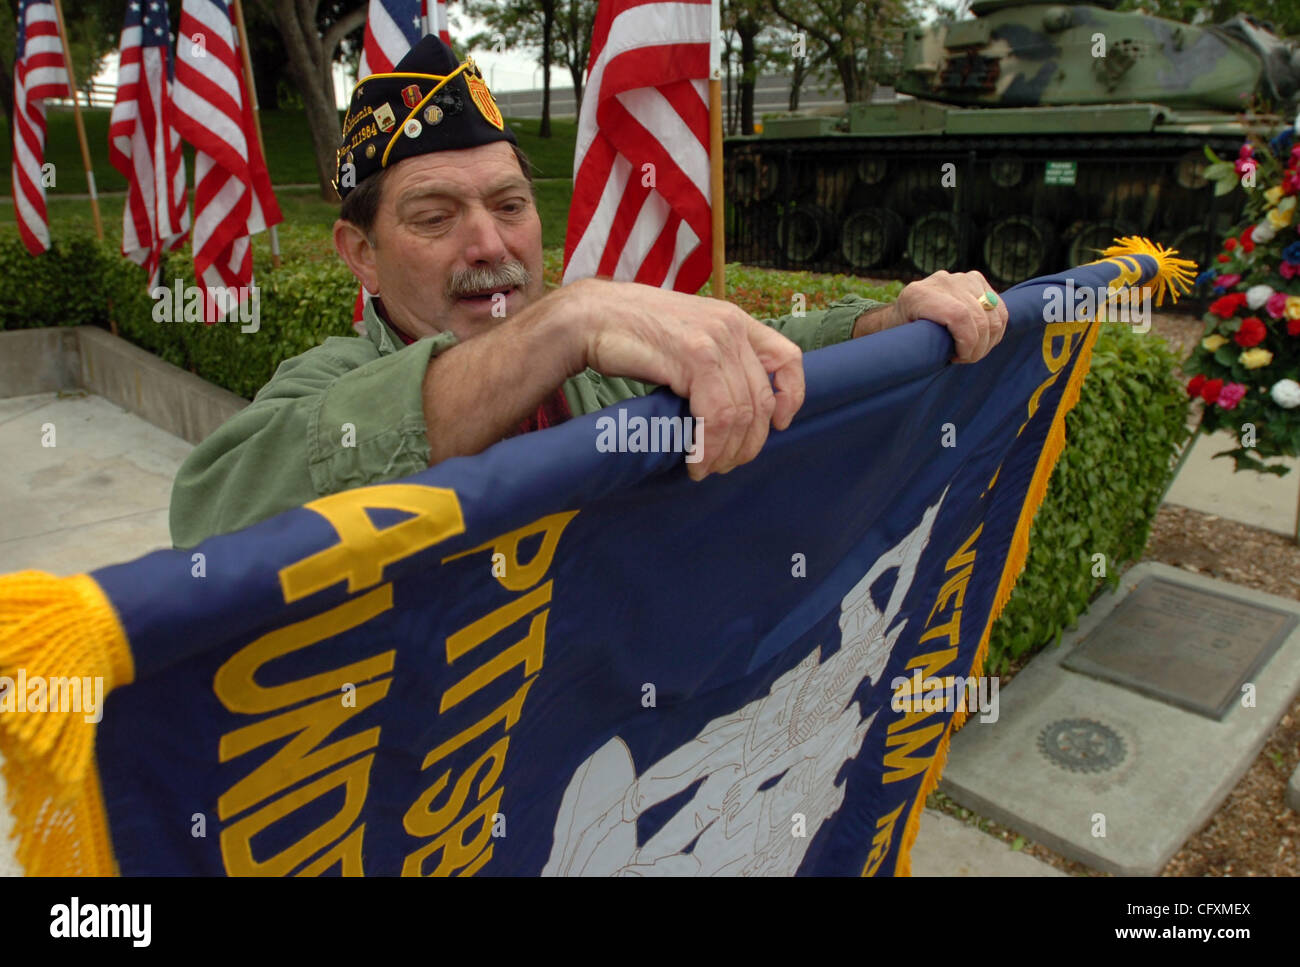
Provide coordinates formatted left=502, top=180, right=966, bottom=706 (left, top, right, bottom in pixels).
left=555, top=0, right=595, bottom=116
left=768, top=0, right=911, bottom=103
left=254, top=0, right=366, bottom=198
left=465, top=0, right=561, bottom=137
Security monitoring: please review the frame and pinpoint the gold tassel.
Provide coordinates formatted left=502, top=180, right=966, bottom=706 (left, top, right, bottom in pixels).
left=1093, top=235, right=1197, bottom=307
left=889, top=315, right=1102, bottom=877
left=0, top=571, right=132, bottom=875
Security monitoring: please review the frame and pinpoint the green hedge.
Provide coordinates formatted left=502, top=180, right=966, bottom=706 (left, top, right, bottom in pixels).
left=0, top=234, right=357, bottom=399
left=984, top=324, right=1191, bottom=673
left=0, top=231, right=1189, bottom=672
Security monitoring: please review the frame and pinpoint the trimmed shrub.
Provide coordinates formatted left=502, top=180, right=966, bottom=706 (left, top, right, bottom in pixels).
left=985, top=323, right=1192, bottom=673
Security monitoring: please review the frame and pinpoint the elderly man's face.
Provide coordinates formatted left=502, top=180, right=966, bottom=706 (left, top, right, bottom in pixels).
left=340, top=140, right=546, bottom=343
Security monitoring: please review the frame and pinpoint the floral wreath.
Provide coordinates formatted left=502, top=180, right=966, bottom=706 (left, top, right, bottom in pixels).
left=1194, top=127, right=1300, bottom=475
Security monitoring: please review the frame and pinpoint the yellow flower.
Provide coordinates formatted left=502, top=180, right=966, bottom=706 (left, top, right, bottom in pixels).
left=1287, top=296, right=1300, bottom=320
left=1266, top=186, right=1285, bottom=206
left=1240, top=348, right=1274, bottom=369
left=1268, top=206, right=1294, bottom=229
left=1202, top=334, right=1229, bottom=351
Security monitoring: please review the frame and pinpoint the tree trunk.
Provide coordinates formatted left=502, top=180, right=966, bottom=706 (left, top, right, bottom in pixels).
left=0, top=0, right=15, bottom=144
left=270, top=0, right=341, bottom=199
left=789, top=57, right=804, bottom=111
left=738, top=18, right=758, bottom=135
left=837, top=52, right=864, bottom=103
left=570, top=63, right=583, bottom=117
left=540, top=0, right=555, bottom=138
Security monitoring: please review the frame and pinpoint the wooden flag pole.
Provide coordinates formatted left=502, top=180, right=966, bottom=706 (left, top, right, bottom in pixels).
left=231, top=0, right=281, bottom=268
left=709, top=0, right=724, bottom=299
left=50, top=0, right=103, bottom=241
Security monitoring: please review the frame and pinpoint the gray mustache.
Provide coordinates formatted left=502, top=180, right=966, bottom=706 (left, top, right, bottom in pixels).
left=447, top=261, right=531, bottom=300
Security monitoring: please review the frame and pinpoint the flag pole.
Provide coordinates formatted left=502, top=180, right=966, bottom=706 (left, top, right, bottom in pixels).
left=231, top=0, right=281, bottom=269
left=708, top=0, right=724, bottom=299
left=50, top=0, right=103, bottom=241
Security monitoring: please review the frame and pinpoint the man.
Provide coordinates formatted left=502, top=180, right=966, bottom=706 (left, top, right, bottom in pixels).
left=168, top=36, right=1008, bottom=550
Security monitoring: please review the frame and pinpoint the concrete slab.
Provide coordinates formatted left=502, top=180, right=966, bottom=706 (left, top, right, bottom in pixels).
left=0, top=392, right=191, bottom=555
left=909, top=809, right=1068, bottom=876
left=1165, top=428, right=1300, bottom=536
left=938, top=562, right=1300, bottom=876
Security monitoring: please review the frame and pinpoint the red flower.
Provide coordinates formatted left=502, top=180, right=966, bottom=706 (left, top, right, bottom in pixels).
left=1187, top=374, right=1206, bottom=397
left=1209, top=293, right=1248, bottom=318
left=1243, top=225, right=1255, bottom=243
left=1235, top=316, right=1267, bottom=347
left=1217, top=254, right=1231, bottom=263
left=1224, top=238, right=1238, bottom=251
left=1288, top=318, right=1300, bottom=336
left=1243, top=237, right=1256, bottom=253
left=1201, top=378, right=1224, bottom=403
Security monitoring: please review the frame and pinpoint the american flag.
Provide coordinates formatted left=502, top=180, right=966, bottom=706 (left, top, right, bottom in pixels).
left=108, top=0, right=190, bottom=291
left=173, top=0, right=282, bottom=321
left=359, top=0, right=452, bottom=79
left=562, top=0, right=715, bottom=293
left=10, top=0, right=70, bottom=256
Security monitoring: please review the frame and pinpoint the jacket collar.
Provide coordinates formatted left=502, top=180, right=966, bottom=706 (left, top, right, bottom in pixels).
left=361, top=297, right=403, bottom=356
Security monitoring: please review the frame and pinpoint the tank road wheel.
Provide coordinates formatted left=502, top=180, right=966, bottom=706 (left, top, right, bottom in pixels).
left=1066, top=222, right=1131, bottom=268
left=989, top=156, right=1024, bottom=189
left=732, top=155, right=778, bottom=204
left=778, top=204, right=836, bottom=264
left=856, top=157, right=888, bottom=185
left=984, top=215, right=1056, bottom=286
left=906, top=212, right=969, bottom=275
left=1175, top=150, right=1211, bottom=190
left=840, top=208, right=904, bottom=270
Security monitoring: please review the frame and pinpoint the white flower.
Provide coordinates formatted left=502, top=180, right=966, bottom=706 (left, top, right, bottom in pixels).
left=1246, top=284, right=1274, bottom=309
left=1270, top=378, right=1300, bottom=408
left=1253, top=220, right=1277, bottom=244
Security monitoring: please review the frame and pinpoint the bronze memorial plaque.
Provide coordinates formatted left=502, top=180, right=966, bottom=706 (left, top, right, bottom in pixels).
left=1062, top=577, right=1297, bottom=720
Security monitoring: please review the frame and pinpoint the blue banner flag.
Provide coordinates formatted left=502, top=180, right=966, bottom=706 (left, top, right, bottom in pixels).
left=0, top=241, right=1192, bottom=876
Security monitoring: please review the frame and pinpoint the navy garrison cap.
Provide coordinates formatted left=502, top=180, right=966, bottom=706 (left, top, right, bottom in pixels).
left=334, top=35, right=517, bottom=198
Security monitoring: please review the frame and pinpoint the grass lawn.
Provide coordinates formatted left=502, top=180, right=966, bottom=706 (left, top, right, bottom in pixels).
left=0, top=108, right=576, bottom=196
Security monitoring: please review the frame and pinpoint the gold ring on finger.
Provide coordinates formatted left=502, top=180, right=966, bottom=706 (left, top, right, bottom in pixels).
left=976, top=290, right=999, bottom=312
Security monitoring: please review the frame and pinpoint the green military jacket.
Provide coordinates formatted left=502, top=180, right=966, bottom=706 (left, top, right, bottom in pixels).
left=169, top=292, right=887, bottom=548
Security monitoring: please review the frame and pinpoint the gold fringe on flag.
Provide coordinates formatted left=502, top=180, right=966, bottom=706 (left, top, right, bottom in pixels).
left=1094, top=235, right=1198, bottom=307
left=0, top=571, right=133, bottom=875
left=889, top=236, right=1194, bottom=876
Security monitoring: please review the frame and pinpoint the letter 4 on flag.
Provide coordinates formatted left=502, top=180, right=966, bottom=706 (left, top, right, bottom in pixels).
left=0, top=242, right=1193, bottom=876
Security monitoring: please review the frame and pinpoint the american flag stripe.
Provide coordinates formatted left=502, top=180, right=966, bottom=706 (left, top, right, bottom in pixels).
left=11, top=0, right=69, bottom=255
left=358, top=0, right=421, bottom=79
left=562, top=0, right=714, bottom=293
left=425, top=0, right=452, bottom=45
left=173, top=0, right=281, bottom=318
left=108, top=0, right=190, bottom=290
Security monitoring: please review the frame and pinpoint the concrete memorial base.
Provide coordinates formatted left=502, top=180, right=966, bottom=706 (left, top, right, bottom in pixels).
left=939, top=562, right=1300, bottom=876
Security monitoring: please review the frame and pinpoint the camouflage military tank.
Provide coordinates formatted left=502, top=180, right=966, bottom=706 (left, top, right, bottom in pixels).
left=725, top=0, right=1300, bottom=285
